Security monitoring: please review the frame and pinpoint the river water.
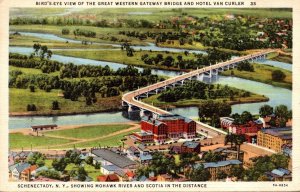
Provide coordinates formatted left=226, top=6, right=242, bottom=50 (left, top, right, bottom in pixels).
left=12, top=32, right=207, bottom=54
left=8, top=34, right=292, bottom=129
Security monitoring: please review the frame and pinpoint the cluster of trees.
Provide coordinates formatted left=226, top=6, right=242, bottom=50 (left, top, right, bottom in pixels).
left=27, top=104, right=37, bottom=111
left=27, top=152, right=45, bottom=167
left=224, top=134, right=246, bottom=160
left=10, top=16, right=157, bottom=28
left=272, top=70, right=286, bottom=81
left=121, top=43, right=134, bottom=57
left=61, top=28, right=70, bottom=35
left=73, top=28, right=96, bottom=38
left=231, top=111, right=254, bottom=125
left=195, top=17, right=292, bottom=50
left=155, top=32, right=189, bottom=44
left=10, top=52, right=161, bottom=107
left=203, top=150, right=224, bottom=162
left=136, top=151, right=178, bottom=178
left=33, top=43, right=53, bottom=60
left=158, top=81, right=207, bottom=102
left=37, top=169, right=61, bottom=180
left=198, top=100, right=232, bottom=127
left=157, top=81, right=247, bottom=103
left=141, top=48, right=231, bottom=69
left=119, top=31, right=151, bottom=40
left=259, top=104, right=292, bottom=127
left=10, top=53, right=61, bottom=73
left=52, top=101, right=60, bottom=110
left=243, top=154, right=289, bottom=181
left=237, top=61, right=254, bottom=72
left=136, top=151, right=211, bottom=181
left=35, top=150, right=98, bottom=181
left=180, top=153, right=210, bottom=181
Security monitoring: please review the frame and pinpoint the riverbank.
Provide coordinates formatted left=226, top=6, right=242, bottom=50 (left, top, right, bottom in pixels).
left=221, top=63, right=292, bottom=90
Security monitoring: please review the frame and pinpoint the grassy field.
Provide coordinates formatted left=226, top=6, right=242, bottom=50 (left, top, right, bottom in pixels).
left=53, top=49, right=195, bottom=71
left=9, top=34, right=117, bottom=49
left=44, top=124, right=131, bottom=139
left=221, top=63, right=292, bottom=89
left=142, top=89, right=268, bottom=109
left=9, top=133, right=74, bottom=149
left=10, top=66, right=43, bottom=75
left=9, top=88, right=122, bottom=115
left=54, top=128, right=139, bottom=149
left=65, top=163, right=102, bottom=181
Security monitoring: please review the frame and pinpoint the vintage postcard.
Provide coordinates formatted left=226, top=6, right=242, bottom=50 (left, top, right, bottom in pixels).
left=0, top=0, right=299, bottom=191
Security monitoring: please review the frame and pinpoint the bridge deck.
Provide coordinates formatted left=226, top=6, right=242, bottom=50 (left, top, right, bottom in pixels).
left=122, top=49, right=276, bottom=116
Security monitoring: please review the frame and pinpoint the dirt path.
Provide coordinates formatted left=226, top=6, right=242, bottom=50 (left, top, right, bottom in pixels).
left=35, top=123, right=140, bottom=149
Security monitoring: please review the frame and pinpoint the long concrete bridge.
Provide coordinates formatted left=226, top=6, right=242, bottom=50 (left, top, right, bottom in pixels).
left=122, top=49, right=277, bottom=136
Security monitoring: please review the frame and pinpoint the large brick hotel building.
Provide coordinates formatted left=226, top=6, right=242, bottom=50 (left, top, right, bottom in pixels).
left=133, top=114, right=196, bottom=142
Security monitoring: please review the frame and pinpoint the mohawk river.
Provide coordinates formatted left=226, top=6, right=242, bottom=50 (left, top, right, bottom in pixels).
left=8, top=32, right=292, bottom=129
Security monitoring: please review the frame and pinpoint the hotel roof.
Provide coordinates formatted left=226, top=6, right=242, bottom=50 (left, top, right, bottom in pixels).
left=261, top=127, right=292, bottom=140
left=92, top=149, right=137, bottom=169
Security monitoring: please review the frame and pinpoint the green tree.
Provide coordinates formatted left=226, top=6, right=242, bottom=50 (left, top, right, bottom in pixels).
left=62, top=28, right=70, bottom=35
left=259, top=105, right=273, bottom=117
left=189, top=164, right=211, bottom=181
left=85, top=156, right=93, bottom=165
left=272, top=70, right=286, bottom=81
left=203, top=150, right=224, bottom=162
left=94, top=162, right=101, bottom=169
left=275, top=105, right=289, bottom=127
left=37, top=170, right=60, bottom=180
left=27, top=152, right=45, bottom=166
left=270, top=154, right=289, bottom=169
left=29, top=85, right=35, bottom=92
left=52, top=158, right=68, bottom=172
left=230, top=165, right=244, bottom=179
left=52, top=101, right=60, bottom=110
